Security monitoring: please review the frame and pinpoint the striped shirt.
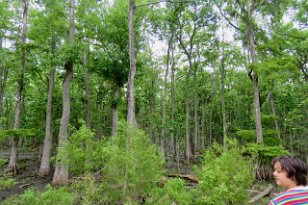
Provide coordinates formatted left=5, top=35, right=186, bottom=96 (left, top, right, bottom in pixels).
left=269, top=186, right=308, bottom=205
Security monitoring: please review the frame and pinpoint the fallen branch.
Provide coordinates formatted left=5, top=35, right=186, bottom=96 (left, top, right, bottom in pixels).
left=167, top=173, right=198, bottom=183
left=249, top=185, right=274, bottom=204
left=19, top=182, right=34, bottom=189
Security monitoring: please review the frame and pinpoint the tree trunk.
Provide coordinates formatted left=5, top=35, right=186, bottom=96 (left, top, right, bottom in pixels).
left=0, top=37, right=8, bottom=115
left=52, top=0, right=75, bottom=185
left=247, top=0, right=263, bottom=143
left=201, top=105, right=206, bottom=149
left=8, top=0, right=28, bottom=175
left=127, top=0, right=137, bottom=126
left=209, top=67, right=214, bottom=147
left=0, top=65, right=8, bottom=115
left=193, top=68, right=199, bottom=153
left=220, top=56, right=227, bottom=150
left=184, top=58, right=193, bottom=162
left=38, top=67, right=55, bottom=177
left=112, top=85, right=120, bottom=136
left=83, top=40, right=92, bottom=129
left=170, top=43, right=176, bottom=155
left=268, top=91, right=280, bottom=139
left=162, top=33, right=173, bottom=151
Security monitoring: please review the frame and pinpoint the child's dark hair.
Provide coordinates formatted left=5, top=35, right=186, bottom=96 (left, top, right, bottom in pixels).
left=271, top=156, right=308, bottom=186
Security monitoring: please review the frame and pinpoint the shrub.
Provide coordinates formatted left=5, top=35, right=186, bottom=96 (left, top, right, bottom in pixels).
left=71, top=173, right=104, bottom=204
left=245, top=143, right=289, bottom=162
left=145, top=178, right=196, bottom=205
left=0, top=177, right=15, bottom=190
left=1, top=185, right=76, bottom=205
left=66, top=124, right=96, bottom=176
left=197, top=142, right=254, bottom=205
left=101, top=122, right=164, bottom=204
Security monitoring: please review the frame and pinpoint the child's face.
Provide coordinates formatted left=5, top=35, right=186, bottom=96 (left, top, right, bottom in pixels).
left=273, top=161, right=297, bottom=189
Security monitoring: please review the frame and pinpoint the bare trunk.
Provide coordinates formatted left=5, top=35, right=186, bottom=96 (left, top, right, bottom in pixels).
left=52, top=0, right=75, bottom=185
left=247, top=0, right=263, bottom=143
left=38, top=68, right=55, bottom=176
left=8, top=0, right=28, bottom=175
left=200, top=66, right=207, bottom=149
left=253, top=76, right=263, bottom=143
left=193, top=69, right=199, bottom=153
left=268, top=91, right=280, bottom=139
left=162, top=34, right=173, bottom=151
left=220, top=56, right=227, bottom=150
left=0, top=66, right=8, bottom=115
left=170, top=45, right=176, bottom=154
left=184, top=58, right=193, bottom=161
left=112, top=85, right=120, bottom=136
left=201, top=106, right=206, bottom=149
left=127, top=0, right=137, bottom=126
left=209, top=71, right=214, bottom=147
left=83, top=31, right=92, bottom=129
left=0, top=37, right=8, bottom=115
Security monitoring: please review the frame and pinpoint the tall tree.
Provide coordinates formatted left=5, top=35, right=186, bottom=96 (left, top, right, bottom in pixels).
left=52, top=0, right=75, bottom=185
left=8, top=0, right=28, bottom=175
left=35, top=0, right=66, bottom=177
left=127, top=0, right=137, bottom=126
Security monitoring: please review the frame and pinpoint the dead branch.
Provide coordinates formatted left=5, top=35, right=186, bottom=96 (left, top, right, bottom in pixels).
left=248, top=185, right=274, bottom=204
left=167, top=173, right=198, bottom=183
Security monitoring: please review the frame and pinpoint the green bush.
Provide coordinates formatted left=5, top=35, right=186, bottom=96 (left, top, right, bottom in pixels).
left=236, top=129, right=255, bottom=142
left=146, top=178, right=195, bottom=205
left=245, top=143, right=289, bottom=162
left=196, top=142, right=254, bottom=205
left=0, top=177, right=15, bottom=190
left=263, top=129, right=281, bottom=146
left=101, top=122, right=164, bottom=204
left=1, top=185, right=76, bottom=205
left=71, top=173, right=104, bottom=205
left=66, top=124, right=96, bottom=175
left=0, top=158, right=7, bottom=171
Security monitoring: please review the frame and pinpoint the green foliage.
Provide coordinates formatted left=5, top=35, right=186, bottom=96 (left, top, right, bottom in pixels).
left=101, top=122, right=164, bottom=204
left=236, top=129, right=256, bottom=142
left=196, top=142, right=254, bottom=205
left=0, top=177, right=15, bottom=191
left=0, top=158, right=7, bottom=170
left=245, top=143, right=289, bottom=162
left=72, top=174, right=103, bottom=205
left=66, top=123, right=96, bottom=176
left=17, top=185, right=76, bottom=205
left=146, top=178, right=195, bottom=205
left=263, top=129, right=281, bottom=146
left=0, top=128, right=40, bottom=142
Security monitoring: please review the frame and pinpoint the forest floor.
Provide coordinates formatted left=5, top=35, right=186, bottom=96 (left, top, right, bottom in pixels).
left=0, top=154, right=53, bottom=202
left=0, top=152, right=277, bottom=204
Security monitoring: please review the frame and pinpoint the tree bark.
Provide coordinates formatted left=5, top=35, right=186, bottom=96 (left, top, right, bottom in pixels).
left=0, top=65, right=8, bottom=116
left=52, top=0, right=75, bottom=185
left=193, top=68, right=199, bottom=153
left=170, top=42, right=176, bottom=155
left=0, top=36, right=8, bottom=115
left=268, top=91, right=280, bottom=139
left=220, top=56, right=227, bottom=150
left=8, top=0, right=28, bottom=175
left=83, top=38, right=92, bottom=129
left=162, top=33, right=173, bottom=151
left=112, top=85, right=120, bottom=136
left=127, top=0, right=137, bottom=127
left=247, top=0, right=263, bottom=143
left=38, top=67, right=55, bottom=177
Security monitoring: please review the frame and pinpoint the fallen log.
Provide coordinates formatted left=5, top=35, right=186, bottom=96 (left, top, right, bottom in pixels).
left=167, top=173, right=198, bottom=183
left=249, top=185, right=274, bottom=204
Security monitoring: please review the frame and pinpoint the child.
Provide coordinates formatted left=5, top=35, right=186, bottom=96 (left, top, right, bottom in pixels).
left=269, top=155, right=308, bottom=205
